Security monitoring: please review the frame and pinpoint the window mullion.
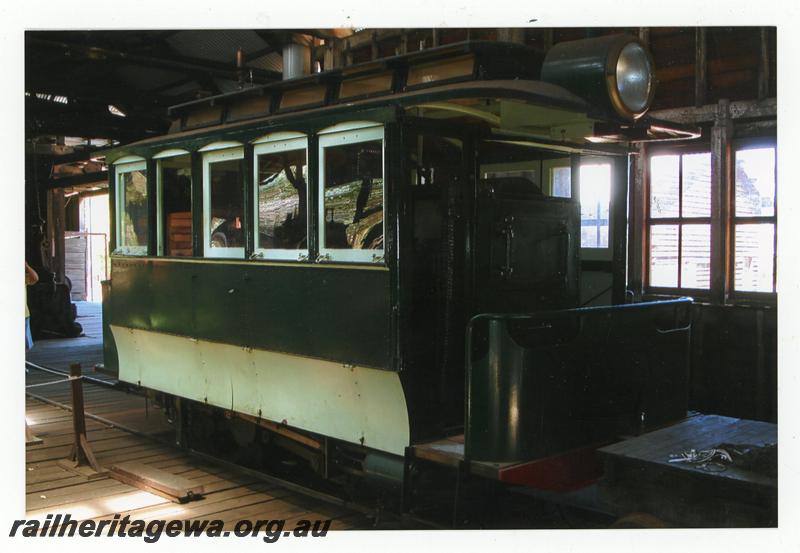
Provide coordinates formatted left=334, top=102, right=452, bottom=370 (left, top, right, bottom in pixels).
left=677, top=154, right=683, bottom=288
left=710, top=109, right=733, bottom=304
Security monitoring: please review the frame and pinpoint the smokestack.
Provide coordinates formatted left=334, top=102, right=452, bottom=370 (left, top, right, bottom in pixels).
left=235, top=47, right=245, bottom=86
left=282, top=42, right=311, bottom=80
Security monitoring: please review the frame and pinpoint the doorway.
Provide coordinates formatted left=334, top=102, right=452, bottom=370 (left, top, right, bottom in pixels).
left=78, top=193, right=109, bottom=303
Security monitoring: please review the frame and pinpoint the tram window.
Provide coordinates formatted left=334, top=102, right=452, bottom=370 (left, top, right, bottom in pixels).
left=253, top=138, right=308, bottom=260
left=579, top=163, right=611, bottom=249
left=479, top=142, right=573, bottom=197
left=318, top=126, right=384, bottom=263
left=157, top=154, right=192, bottom=257
left=543, top=158, right=613, bottom=251
left=408, top=135, right=463, bottom=188
left=202, top=148, right=245, bottom=258
left=115, top=162, right=148, bottom=255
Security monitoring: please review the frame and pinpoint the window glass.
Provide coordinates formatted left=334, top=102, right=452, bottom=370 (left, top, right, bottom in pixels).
left=649, top=155, right=679, bottom=218
left=646, top=144, right=776, bottom=297
left=256, top=148, right=308, bottom=250
left=647, top=151, right=712, bottom=290
left=551, top=166, right=571, bottom=198
left=732, top=146, right=776, bottom=294
left=322, top=139, right=384, bottom=251
left=208, top=158, right=244, bottom=250
left=580, top=163, right=611, bottom=248
left=649, top=224, right=679, bottom=287
left=119, top=167, right=148, bottom=249
left=735, top=147, right=775, bottom=217
left=681, top=153, right=711, bottom=217
left=734, top=223, right=775, bottom=293
left=159, top=155, right=192, bottom=256
left=680, top=224, right=711, bottom=289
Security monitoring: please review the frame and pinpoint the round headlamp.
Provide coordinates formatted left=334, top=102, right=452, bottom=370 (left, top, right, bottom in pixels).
left=541, top=34, right=656, bottom=120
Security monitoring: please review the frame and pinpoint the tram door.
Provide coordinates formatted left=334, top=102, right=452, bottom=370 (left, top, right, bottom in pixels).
left=404, top=130, right=469, bottom=433
left=474, top=141, right=581, bottom=313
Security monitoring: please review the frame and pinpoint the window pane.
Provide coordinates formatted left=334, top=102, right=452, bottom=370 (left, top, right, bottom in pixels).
left=323, top=139, right=383, bottom=250
left=257, top=149, right=307, bottom=250
left=680, top=224, right=711, bottom=289
left=649, top=224, right=679, bottom=287
left=121, top=169, right=148, bottom=247
left=649, top=155, right=679, bottom=218
left=734, top=223, right=775, bottom=292
left=552, top=166, right=571, bottom=198
left=208, top=159, right=244, bottom=249
left=735, top=147, right=775, bottom=217
left=580, top=163, right=610, bottom=248
left=160, top=155, right=192, bottom=257
left=681, top=153, right=711, bottom=217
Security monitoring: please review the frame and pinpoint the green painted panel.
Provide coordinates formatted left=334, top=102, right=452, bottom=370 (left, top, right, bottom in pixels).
left=109, top=258, right=153, bottom=328
left=108, top=257, right=393, bottom=369
left=149, top=261, right=195, bottom=334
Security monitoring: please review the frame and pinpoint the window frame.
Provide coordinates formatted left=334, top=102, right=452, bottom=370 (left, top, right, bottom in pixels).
left=202, top=146, right=246, bottom=259
left=729, top=138, right=778, bottom=299
left=114, top=158, right=148, bottom=256
left=317, top=123, right=386, bottom=264
left=542, top=158, right=572, bottom=198
left=154, top=149, right=192, bottom=257
left=577, top=156, right=614, bottom=260
left=543, top=155, right=614, bottom=261
left=251, top=134, right=310, bottom=262
left=645, top=146, right=713, bottom=294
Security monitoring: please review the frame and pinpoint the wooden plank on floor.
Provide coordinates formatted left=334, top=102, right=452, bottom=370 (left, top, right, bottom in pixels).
left=109, top=462, right=206, bottom=503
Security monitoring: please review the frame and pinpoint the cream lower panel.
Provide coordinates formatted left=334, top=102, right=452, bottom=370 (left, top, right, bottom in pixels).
left=110, top=325, right=410, bottom=456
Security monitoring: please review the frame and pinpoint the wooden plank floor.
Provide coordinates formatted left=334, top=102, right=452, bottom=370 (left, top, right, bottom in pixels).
left=25, top=397, right=370, bottom=529
left=24, top=302, right=376, bottom=530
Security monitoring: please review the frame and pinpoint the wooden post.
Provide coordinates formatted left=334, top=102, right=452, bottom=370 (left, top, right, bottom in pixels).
left=710, top=100, right=732, bottom=305
left=543, top=29, right=554, bottom=52
left=53, top=188, right=66, bottom=284
left=694, top=28, right=707, bottom=108
left=758, top=27, right=770, bottom=100
left=569, top=153, right=581, bottom=204
left=611, top=155, right=630, bottom=305
left=629, top=143, right=648, bottom=301
left=67, top=363, right=102, bottom=472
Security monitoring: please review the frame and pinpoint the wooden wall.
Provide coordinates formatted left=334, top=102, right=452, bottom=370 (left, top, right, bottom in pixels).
left=64, top=232, right=87, bottom=301
left=690, top=304, right=777, bottom=423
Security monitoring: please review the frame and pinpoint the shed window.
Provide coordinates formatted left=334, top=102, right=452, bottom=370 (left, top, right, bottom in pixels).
left=733, top=146, right=777, bottom=293
left=647, top=152, right=712, bottom=290
left=643, top=141, right=776, bottom=301
left=115, top=161, right=148, bottom=255
left=203, top=148, right=245, bottom=258
left=318, top=125, right=385, bottom=263
left=253, top=137, right=309, bottom=260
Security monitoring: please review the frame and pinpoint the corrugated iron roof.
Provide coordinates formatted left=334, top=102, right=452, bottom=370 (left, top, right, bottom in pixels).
left=166, top=30, right=270, bottom=64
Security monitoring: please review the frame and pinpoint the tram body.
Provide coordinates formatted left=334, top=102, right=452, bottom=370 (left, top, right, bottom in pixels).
left=102, top=36, right=694, bottom=484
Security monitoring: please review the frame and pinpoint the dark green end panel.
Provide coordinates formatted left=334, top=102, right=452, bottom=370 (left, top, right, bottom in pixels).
left=466, top=298, right=692, bottom=462
left=101, top=280, right=119, bottom=376
left=108, top=258, right=393, bottom=369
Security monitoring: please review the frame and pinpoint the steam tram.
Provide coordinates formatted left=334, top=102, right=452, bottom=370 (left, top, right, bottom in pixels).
left=102, top=35, right=697, bottom=513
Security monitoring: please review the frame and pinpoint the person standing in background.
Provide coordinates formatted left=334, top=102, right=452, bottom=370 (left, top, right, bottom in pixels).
left=25, top=262, right=38, bottom=350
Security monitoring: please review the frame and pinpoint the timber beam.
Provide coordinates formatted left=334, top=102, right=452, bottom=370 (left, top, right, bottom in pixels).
left=649, top=98, right=776, bottom=125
